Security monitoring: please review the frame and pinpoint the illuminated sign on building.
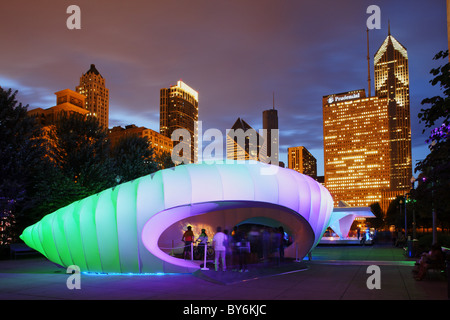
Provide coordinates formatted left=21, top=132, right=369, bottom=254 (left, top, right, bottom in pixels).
left=325, top=90, right=365, bottom=104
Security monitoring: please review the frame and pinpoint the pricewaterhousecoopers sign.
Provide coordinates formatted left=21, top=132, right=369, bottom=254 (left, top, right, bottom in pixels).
left=326, top=90, right=365, bottom=104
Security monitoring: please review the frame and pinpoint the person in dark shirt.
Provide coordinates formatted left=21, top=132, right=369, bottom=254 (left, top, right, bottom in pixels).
left=181, top=226, right=194, bottom=259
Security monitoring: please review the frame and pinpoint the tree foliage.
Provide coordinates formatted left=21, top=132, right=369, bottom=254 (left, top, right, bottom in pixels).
left=53, top=112, right=115, bottom=193
left=21, top=112, right=117, bottom=230
left=0, top=88, right=50, bottom=242
left=418, top=50, right=450, bottom=131
left=413, top=50, right=450, bottom=230
left=110, top=134, right=158, bottom=183
left=154, top=150, right=176, bottom=170
left=368, top=202, right=385, bottom=229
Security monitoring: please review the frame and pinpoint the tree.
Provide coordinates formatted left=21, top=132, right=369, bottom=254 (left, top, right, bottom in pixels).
left=53, top=112, right=115, bottom=194
left=26, top=112, right=117, bottom=224
left=0, top=88, right=49, bottom=243
left=415, top=50, right=450, bottom=241
left=418, top=50, right=450, bottom=132
left=385, top=196, right=404, bottom=230
left=110, top=135, right=158, bottom=184
left=368, top=202, right=385, bottom=229
left=154, top=150, right=176, bottom=170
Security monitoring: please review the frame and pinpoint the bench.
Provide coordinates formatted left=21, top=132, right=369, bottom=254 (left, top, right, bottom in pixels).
left=9, top=243, right=39, bottom=259
left=426, top=247, right=450, bottom=279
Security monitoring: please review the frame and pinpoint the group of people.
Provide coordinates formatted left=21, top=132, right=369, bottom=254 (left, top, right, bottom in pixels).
left=181, top=225, right=289, bottom=272
left=181, top=226, right=209, bottom=259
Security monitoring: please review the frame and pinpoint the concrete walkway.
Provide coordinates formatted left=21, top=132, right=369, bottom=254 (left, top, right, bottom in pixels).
left=0, top=245, right=447, bottom=301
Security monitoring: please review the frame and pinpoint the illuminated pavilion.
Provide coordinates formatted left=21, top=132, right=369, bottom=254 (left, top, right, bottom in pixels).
left=20, top=161, right=370, bottom=274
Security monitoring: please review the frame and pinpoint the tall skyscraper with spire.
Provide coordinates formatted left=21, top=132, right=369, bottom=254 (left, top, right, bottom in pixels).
left=323, top=27, right=412, bottom=212
left=262, top=94, right=279, bottom=165
left=75, top=64, right=110, bottom=129
left=374, top=26, right=412, bottom=194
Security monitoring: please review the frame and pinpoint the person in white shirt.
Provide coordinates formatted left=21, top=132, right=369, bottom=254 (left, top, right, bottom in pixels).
left=212, top=226, right=228, bottom=271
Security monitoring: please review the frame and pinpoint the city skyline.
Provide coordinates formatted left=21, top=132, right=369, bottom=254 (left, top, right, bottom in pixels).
left=1, top=0, right=447, bottom=176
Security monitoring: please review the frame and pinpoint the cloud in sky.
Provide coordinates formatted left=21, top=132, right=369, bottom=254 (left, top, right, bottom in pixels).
left=1, top=0, right=447, bottom=175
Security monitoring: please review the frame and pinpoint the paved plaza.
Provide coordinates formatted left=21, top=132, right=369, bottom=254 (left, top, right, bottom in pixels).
left=0, top=244, right=447, bottom=301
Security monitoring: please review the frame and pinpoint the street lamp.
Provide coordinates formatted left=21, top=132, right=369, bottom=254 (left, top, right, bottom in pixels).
left=399, top=196, right=407, bottom=240
left=420, top=173, right=438, bottom=245
left=430, top=141, right=438, bottom=245
left=410, top=176, right=417, bottom=240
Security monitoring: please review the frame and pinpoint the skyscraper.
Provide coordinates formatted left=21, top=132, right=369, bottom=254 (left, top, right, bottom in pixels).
left=374, top=29, right=412, bottom=193
left=288, top=146, right=317, bottom=179
left=226, top=117, right=264, bottom=161
left=323, top=30, right=412, bottom=212
left=323, top=90, right=391, bottom=210
left=262, top=108, right=279, bottom=165
left=75, top=64, right=110, bottom=129
left=160, top=80, right=199, bottom=163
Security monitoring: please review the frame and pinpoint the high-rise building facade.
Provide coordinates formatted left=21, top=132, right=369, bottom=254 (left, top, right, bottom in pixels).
left=160, top=80, right=198, bottom=163
left=323, top=31, right=412, bottom=212
left=226, top=117, right=264, bottom=161
left=323, top=90, right=390, bottom=209
left=374, top=30, right=412, bottom=193
left=75, top=64, right=110, bottom=129
left=288, top=146, right=317, bottom=179
left=108, top=125, right=173, bottom=159
left=27, top=89, right=90, bottom=165
left=262, top=108, right=279, bottom=165
left=28, top=89, right=89, bottom=126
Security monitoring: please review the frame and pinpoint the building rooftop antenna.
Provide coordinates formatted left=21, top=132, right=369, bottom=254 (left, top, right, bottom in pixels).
left=273, top=92, right=275, bottom=110
left=367, top=27, right=371, bottom=97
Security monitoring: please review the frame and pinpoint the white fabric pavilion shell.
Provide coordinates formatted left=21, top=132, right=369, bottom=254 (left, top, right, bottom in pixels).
left=20, top=161, right=333, bottom=274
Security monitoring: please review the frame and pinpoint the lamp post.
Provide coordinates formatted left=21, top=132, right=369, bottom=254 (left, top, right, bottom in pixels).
left=411, top=176, right=417, bottom=240
left=421, top=173, right=437, bottom=245
left=432, top=180, right=437, bottom=245
left=399, top=196, right=407, bottom=240
left=429, top=141, right=438, bottom=245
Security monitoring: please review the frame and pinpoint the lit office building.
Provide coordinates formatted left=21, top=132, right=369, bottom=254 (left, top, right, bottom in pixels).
left=108, top=124, right=173, bottom=159
left=75, top=64, right=110, bottom=129
left=288, top=146, right=317, bottom=179
left=226, top=117, right=265, bottom=161
left=323, top=90, right=390, bottom=210
left=323, top=31, right=412, bottom=212
left=27, top=89, right=89, bottom=126
left=262, top=108, right=279, bottom=165
left=160, top=80, right=198, bottom=163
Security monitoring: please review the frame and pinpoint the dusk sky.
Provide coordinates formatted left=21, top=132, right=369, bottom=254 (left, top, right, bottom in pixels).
left=1, top=0, right=448, bottom=176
